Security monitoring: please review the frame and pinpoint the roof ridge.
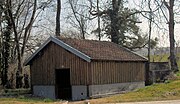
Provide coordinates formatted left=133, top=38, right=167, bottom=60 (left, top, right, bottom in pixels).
left=57, top=36, right=111, bottom=42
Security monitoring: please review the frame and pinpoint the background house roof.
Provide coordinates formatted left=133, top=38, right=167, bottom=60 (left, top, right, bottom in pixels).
left=58, top=37, right=147, bottom=61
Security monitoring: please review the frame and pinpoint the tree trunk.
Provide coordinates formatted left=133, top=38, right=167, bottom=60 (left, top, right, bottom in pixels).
left=7, top=0, right=22, bottom=73
left=1, top=28, right=11, bottom=87
left=168, top=0, right=178, bottom=72
left=0, top=0, right=4, bottom=84
left=56, top=0, right=61, bottom=36
left=97, top=0, right=101, bottom=40
left=68, top=0, right=86, bottom=39
left=146, top=0, right=152, bottom=85
left=110, top=0, right=121, bottom=44
left=21, top=0, right=37, bottom=57
left=1, top=22, right=11, bottom=87
left=80, top=16, right=85, bottom=39
left=148, top=0, right=152, bottom=63
left=7, top=0, right=23, bottom=88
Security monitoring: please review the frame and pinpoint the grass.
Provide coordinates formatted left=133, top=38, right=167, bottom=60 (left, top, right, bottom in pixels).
left=0, top=96, right=63, bottom=104
left=89, top=76, right=180, bottom=104
left=176, top=71, right=180, bottom=77
left=0, top=89, right=61, bottom=104
left=0, top=88, right=31, bottom=96
left=0, top=98, right=52, bottom=104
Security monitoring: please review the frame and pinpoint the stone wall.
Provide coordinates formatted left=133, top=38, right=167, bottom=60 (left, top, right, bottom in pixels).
left=149, top=62, right=171, bottom=84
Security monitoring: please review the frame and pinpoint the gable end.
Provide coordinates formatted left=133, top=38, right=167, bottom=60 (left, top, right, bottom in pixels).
left=24, top=36, right=91, bottom=65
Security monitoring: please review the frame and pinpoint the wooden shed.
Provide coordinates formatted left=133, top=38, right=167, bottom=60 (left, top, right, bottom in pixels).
left=24, top=36, right=148, bottom=100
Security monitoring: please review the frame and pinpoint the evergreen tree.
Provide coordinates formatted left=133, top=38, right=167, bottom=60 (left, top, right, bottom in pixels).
left=102, top=0, right=146, bottom=49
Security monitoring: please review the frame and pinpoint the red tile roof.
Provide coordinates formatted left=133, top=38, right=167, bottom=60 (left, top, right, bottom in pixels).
left=58, top=37, right=147, bottom=61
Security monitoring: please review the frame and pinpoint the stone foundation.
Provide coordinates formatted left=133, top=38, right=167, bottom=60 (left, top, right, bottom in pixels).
left=89, top=82, right=145, bottom=97
left=33, top=85, right=55, bottom=99
left=72, top=86, right=87, bottom=100
left=32, top=82, right=145, bottom=100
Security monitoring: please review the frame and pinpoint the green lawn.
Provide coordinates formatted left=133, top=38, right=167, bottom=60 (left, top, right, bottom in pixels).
left=89, top=75, right=180, bottom=104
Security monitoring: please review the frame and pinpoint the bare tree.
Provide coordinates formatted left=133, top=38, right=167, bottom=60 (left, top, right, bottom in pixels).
left=7, top=0, right=37, bottom=74
left=67, top=0, right=91, bottom=39
left=88, top=0, right=104, bottom=40
left=0, top=0, right=53, bottom=88
left=136, top=0, right=179, bottom=72
left=164, top=0, right=178, bottom=72
left=6, top=0, right=37, bottom=88
left=61, top=29, right=84, bottom=39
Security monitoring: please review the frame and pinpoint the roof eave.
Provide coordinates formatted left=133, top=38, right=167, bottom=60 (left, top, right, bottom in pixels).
left=24, top=37, right=52, bottom=66
left=52, top=37, right=91, bottom=62
left=24, top=36, right=91, bottom=66
left=118, top=45, right=148, bottom=61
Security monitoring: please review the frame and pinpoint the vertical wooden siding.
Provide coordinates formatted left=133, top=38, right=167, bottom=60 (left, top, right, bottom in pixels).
left=91, top=61, right=145, bottom=85
left=31, top=42, right=91, bottom=85
left=30, top=42, right=146, bottom=86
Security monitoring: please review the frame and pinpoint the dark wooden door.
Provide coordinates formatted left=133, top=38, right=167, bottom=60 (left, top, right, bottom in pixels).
left=55, top=69, right=71, bottom=99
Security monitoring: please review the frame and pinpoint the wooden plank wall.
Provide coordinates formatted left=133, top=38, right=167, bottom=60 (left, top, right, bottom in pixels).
left=91, top=61, right=145, bottom=85
left=31, top=42, right=91, bottom=86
